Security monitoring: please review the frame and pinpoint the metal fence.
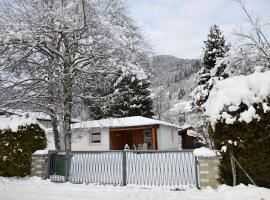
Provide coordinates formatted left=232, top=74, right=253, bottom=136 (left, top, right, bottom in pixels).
left=48, top=150, right=198, bottom=188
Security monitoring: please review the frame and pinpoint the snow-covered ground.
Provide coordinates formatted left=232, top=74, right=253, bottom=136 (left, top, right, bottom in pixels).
left=0, top=177, right=269, bottom=200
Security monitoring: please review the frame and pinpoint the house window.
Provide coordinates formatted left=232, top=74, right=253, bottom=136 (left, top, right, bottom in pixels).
left=144, top=130, right=151, bottom=143
left=90, top=132, right=101, bottom=144
left=143, top=130, right=152, bottom=149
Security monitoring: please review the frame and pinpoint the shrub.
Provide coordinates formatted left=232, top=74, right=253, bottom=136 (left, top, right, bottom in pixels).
left=211, top=99, right=270, bottom=188
left=0, top=123, right=47, bottom=177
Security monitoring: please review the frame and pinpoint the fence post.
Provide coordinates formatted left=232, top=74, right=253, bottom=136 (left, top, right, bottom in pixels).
left=230, top=149, right=237, bottom=186
left=65, top=151, right=70, bottom=183
left=46, top=151, right=52, bottom=179
left=194, top=156, right=200, bottom=189
left=122, top=150, right=127, bottom=186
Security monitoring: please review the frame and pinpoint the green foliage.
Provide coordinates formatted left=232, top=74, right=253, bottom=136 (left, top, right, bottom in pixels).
left=193, top=25, right=230, bottom=107
left=86, top=74, right=114, bottom=120
left=0, top=124, right=47, bottom=177
left=88, top=70, right=154, bottom=119
left=202, top=24, right=230, bottom=70
left=211, top=99, right=270, bottom=188
left=110, top=71, right=154, bottom=118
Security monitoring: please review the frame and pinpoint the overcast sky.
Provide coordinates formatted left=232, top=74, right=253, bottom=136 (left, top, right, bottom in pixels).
left=126, top=0, right=270, bottom=59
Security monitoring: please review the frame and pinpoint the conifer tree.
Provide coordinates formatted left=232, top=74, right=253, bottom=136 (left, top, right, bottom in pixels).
left=110, top=71, right=154, bottom=118
left=210, top=98, right=270, bottom=187
left=88, top=70, right=154, bottom=119
left=202, top=25, right=229, bottom=70
left=192, top=25, right=230, bottom=107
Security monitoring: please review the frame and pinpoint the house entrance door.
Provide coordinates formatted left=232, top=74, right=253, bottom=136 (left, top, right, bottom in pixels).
left=126, top=133, right=133, bottom=149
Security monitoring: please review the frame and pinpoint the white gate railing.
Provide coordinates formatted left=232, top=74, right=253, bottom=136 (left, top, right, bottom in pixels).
left=48, top=150, right=198, bottom=188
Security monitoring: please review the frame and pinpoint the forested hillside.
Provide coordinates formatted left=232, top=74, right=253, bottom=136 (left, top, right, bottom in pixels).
left=150, top=55, right=201, bottom=123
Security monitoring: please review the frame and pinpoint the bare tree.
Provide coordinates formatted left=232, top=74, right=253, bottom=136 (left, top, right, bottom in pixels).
left=237, top=0, right=270, bottom=63
left=0, top=0, right=149, bottom=150
left=210, top=1, right=270, bottom=78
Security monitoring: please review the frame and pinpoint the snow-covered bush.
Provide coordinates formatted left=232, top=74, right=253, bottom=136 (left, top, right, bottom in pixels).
left=204, top=71, right=270, bottom=125
left=210, top=99, right=270, bottom=187
left=0, top=124, right=47, bottom=177
left=204, top=71, right=270, bottom=188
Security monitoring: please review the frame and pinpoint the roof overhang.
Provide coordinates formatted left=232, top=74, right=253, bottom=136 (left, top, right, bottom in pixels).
left=110, top=124, right=160, bottom=132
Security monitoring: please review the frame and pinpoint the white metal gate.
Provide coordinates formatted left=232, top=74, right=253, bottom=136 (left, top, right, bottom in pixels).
left=48, top=150, right=198, bottom=188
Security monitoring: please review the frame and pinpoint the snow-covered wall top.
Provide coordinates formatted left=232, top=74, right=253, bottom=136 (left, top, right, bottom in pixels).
left=193, top=147, right=219, bottom=157
left=204, top=71, right=270, bottom=124
left=0, top=115, right=37, bottom=131
left=72, top=116, right=181, bottom=129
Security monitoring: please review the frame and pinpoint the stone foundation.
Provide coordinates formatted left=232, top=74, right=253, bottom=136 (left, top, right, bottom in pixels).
left=31, top=154, right=48, bottom=179
left=197, top=156, right=221, bottom=188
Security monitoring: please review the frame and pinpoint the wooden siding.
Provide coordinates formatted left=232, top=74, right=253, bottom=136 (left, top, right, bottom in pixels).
left=109, top=126, right=158, bottom=150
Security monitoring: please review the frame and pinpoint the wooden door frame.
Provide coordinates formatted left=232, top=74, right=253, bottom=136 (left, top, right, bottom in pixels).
left=109, top=125, right=159, bottom=150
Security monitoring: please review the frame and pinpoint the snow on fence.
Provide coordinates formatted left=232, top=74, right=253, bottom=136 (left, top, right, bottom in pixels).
left=48, top=150, right=198, bottom=188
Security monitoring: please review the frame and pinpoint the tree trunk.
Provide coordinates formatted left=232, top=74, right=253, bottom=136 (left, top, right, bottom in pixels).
left=63, top=94, right=72, bottom=150
left=51, top=114, right=61, bottom=150
left=62, top=69, right=72, bottom=150
left=62, top=37, right=73, bottom=151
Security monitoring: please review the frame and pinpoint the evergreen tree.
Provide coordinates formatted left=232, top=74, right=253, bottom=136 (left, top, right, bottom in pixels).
left=210, top=98, right=270, bottom=188
left=86, top=73, right=115, bottom=120
left=88, top=70, right=154, bottom=119
left=192, top=24, right=230, bottom=107
left=110, top=70, right=154, bottom=118
left=0, top=124, right=47, bottom=176
left=202, top=25, right=229, bottom=70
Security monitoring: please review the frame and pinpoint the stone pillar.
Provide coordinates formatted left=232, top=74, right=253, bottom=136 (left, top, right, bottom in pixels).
left=197, top=156, right=221, bottom=188
left=31, top=153, right=48, bottom=179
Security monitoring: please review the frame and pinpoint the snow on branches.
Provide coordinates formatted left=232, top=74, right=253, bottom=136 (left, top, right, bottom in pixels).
left=204, top=71, right=270, bottom=125
left=0, top=0, right=149, bottom=150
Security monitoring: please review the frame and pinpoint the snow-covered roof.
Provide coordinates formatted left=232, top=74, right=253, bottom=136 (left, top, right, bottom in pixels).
left=0, top=109, right=51, bottom=120
left=72, top=116, right=181, bottom=129
left=26, top=112, right=51, bottom=120
left=204, top=71, right=270, bottom=124
left=0, top=115, right=38, bottom=131
left=24, top=112, right=80, bottom=122
left=0, top=109, right=80, bottom=122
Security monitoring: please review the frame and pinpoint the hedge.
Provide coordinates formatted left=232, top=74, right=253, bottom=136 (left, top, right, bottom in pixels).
left=0, top=123, right=47, bottom=177
left=210, top=99, right=270, bottom=188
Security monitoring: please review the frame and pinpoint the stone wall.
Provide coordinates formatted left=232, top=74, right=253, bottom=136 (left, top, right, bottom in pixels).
left=31, top=154, right=48, bottom=179
left=197, top=156, right=221, bottom=188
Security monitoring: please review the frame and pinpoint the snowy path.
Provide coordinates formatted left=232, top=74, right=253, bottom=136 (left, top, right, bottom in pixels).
left=0, top=177, right=269, bottom=200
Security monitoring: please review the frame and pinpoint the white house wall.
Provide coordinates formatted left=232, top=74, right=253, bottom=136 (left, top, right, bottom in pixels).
left=37, top=119, right=52, bottom=129
left=45, top=125, right=179, bottom=151
left=157, top=125, right=179, bottom=150
left=71, top=128, right=110, bottom=151
left=45, top=128, right=110, bottom=151
left=46, top=131, right=56, bottom=150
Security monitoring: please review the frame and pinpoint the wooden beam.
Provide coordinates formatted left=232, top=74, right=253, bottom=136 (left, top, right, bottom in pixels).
left=151, top=127, right=158, bottom=150
left=110, top=125, right=159, bottom=132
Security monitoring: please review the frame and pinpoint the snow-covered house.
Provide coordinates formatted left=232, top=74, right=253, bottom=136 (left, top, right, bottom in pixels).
left=0, top=111, right=182, bottom=151
left=0, top=110, right=52, bottom=131
left=70, top=116, right=181, bottom=151
left=0, top=114, right=40, bottom=132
